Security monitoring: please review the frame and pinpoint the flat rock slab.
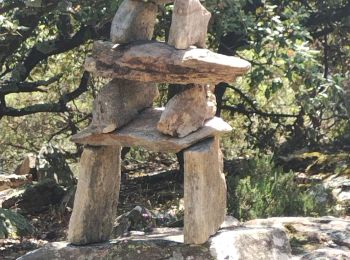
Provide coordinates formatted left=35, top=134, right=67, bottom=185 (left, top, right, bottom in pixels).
left=19, top=226, right=291, bottom=260
left=71, top=108, right=232, bottom=153
left=85, top=40, right=251, bottom=85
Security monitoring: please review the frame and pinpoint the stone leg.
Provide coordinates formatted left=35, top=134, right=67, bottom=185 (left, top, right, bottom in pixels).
left=183, top=137, right=227, bottom=244
left=68, top=145, right=121, bottom=245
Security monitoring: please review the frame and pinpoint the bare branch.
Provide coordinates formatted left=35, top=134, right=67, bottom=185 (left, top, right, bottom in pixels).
left=222, top=105, right=298, bottom=118
left=0, top=71, right=90, bottom=117
left=0, top=74, right=63, bottom=95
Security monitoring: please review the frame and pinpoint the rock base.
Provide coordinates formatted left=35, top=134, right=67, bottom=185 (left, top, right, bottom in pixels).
left=19, top=216, right=350, bottom=259
left=19, top=227, right=291, bottom=260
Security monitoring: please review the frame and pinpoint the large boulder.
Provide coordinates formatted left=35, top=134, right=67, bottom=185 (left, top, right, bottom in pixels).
left=0, top=208, right=33, bottom=239
left=0, top=174, right=32, bottom=191
left=324, top=175, right=350, bottom=214
left=18, top=226, right=291, bottom=260
left=2, top=179, right=65, bottom=214
left=245, top=216, right=350, bottom=259
left=300, top=248, right=350, bottom=260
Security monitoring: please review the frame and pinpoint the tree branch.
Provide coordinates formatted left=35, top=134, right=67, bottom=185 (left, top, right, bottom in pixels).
left=0, top=71, right=90, bottom=117
left=222, top=104, right=298, bottom=118
left=0, top=74, right=63, bottom=95
left=12, top=26, right=93, bottom=81
left=0, top=1, right=25, bottom=15
left=306, top=1, right=350, bottom=27
left=0, top=0, right=61, bottom=66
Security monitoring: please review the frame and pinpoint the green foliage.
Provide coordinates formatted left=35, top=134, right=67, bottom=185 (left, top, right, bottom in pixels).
left=1, top=0, right=350, bottom=175
left=227, top=155, right=333, bottom=221
left=0, top=208, right=34, bottom=239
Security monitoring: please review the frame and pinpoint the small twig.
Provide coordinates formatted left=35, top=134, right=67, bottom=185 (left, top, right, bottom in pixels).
left=2, top=142, right=36, bottom=153
left=222, top=104, right=298, bottom=118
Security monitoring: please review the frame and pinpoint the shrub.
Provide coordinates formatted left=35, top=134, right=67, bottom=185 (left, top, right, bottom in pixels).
left=227, top=155, right=333, bottom=221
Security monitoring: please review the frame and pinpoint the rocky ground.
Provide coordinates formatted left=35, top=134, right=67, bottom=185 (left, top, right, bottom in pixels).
left=16, top=216, right=350, bottom=260
left=278, top=151, right=350, bottom=215
left=1, top=148, right=350, bottom=259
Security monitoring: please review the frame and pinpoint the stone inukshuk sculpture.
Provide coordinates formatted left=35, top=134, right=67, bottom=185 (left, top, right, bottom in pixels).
left=68, top=0, right=159, bottom=244
left=68, top=0, right=251, bottom=246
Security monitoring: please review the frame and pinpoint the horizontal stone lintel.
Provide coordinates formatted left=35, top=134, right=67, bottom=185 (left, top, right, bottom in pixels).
left=71, top=108, right=232, bottom=153
left=84, top=40, right=251, bottom=85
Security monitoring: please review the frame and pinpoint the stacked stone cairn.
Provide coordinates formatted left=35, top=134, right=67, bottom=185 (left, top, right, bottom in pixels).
left=68, top=0, right=251, bottom=246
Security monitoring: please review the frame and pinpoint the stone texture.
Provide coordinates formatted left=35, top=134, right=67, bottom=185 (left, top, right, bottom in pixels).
left=1, top=179, right=65, bottom=214
left=183, top=138, right=226, bottom=244
left=277, top=151, right=350, bottom=215
left=71, top=108, right=232, bottom=153
left=68, top=146, right=121, bottom=245
left=299, top=248, right=350, bottom=260
left=324, top=175, right=350, bottom=213
left=84, top=41, right=251, bottom=85
left=168, top=0, right=211, bottom=49
left=157, top=84, right=216, bottom=137
left=14, top=153, right=36, bottom=176
left=110, top=0, right=158, bottom=44
left=36, top=144, right=76, bottom=187
left=19, top=227, right=291, bottom=260
left=210, top=228, right=291, bottom=260
left=89, top=78, right=158, bottom=134
left=0, top=174, right=32, bottom=191
left=245, top=216, right=350, bottom=259
left=113, top=206, right=154, bottom=238
left=220, top=216, right=241, bottom=229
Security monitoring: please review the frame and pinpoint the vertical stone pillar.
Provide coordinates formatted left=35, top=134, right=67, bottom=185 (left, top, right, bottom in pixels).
left=184, top=137, right=227, bottom=244
left=68, top=145, right=121, bottom=245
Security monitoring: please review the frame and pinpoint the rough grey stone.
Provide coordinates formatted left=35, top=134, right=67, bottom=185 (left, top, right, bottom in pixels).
left=0, top=174, right=32, bottom=191
left=110, top=0, right=158, bottom=44
left=184, top=138, right=226, bottom=244
left=2, top=179, right=65, bottom=214
left=157, top=84, right=216, bottom=137
left=245, top=216, right=350, bottom=259
left=300, top=248, right=350, bottom=260
left=19, top=227, right=292, bottom=260
left=68, top=146, right=121, bottom=245
left=89, top=78, right=158, bottom=134
left=168, top=0, right=211, bottom=49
